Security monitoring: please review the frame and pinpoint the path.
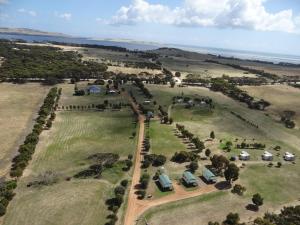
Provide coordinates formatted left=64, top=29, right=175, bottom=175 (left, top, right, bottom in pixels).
left=123, top=92, right=217, bottom=225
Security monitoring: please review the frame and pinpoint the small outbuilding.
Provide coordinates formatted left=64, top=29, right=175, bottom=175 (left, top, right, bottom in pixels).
left=87, top=85, right=101, bottom=94
left=158, top=174, right=173, bottom=191
left=203, top=168, right=217, bottom=183
left=262, top=151, right=273, bottom=161
left=239, top=151, right=250, bottom=161
left=284, top=152, right=295, bottom=161
left=182, top=171, right=198, bottom=187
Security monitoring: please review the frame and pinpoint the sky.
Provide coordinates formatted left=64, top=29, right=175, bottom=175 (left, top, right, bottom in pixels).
left=0, top=0, right=300, bottom=55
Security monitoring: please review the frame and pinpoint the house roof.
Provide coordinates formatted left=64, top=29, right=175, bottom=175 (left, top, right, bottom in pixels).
left=203, top=168, right=216, bottom=179
left=159, top=174, right=172, bottom=188
left=284, top=152, right=295, bottom=157
left=183, top=171, right=197, bottom=182
left=88, top=85, right=101, bottom=90
left=263, top=151, right=273, bottom=157
left=240, top=151, right=250, bottom=157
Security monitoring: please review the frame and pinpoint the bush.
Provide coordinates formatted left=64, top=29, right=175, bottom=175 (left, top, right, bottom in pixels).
left=0, top=203, right=6, bottom=217
left=137, top=190, right=146, bottom=199
left=232, top=184, right=246, bottom=195
left=189, top=160, right=199, bottom=173
left=139, top=173, right=150, bottom=189
left=114, top=185, right=125, bottom=196
left=120, top=179, right=128, bottom=187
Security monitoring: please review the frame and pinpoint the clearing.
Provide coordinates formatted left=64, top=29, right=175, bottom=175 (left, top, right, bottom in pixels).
left=0, top=83, right=48, bottom=177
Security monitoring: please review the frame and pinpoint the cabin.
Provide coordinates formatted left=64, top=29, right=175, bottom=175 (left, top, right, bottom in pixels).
left=202, top=168, right=217, bottom=183
left=108, top=89, right=118, bottom=94
left=87, top=85, right=101, bottom=94
left=239, top=151, right=250, bottom=161
left=182, top=171, right=198, bottom=187
left=262, top=151, right=273, bottom=161
left=284, top=152, right=295, bottom=161
left=143, top=100, right=151, bottom=105
left=158, top=174, right=173, bottom=191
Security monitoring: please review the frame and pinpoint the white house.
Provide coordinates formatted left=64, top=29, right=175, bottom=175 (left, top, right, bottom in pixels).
left=239, top=151, right=250, bottom=161
left=262, top=151, right=273, bottom=161
left=284, top=152, right=295, bottom=161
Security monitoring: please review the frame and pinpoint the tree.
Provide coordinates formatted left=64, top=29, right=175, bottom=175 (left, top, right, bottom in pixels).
left=153, top=155, right=167, bottom=167
left=252, top=193, right=264, bottom=210
left=211, top=155, right=229, bottom=173
left=0, top=203, right=6, bottom=216
left=232, top=184, right=246, bottom=195
left=189, top=160, right=199, bottom=173
left=128, top=154, right=133, bottom=160
left=208, top=222, right=220, bottom=225
left=210, top=131, right=215, bottom=139
left=137, top=190, right=146, bottom=199
left=224, top=163, right=240, bottom=183
left=139, top=173, right=150, bottom=189
left=114, top=185, right=125, bottom=196
left=120, top=179, right=128, bottom=187
left=277, top=162, right=282, bottom=168
left=175, top=71, right=181, bottom=77
left=205, top=149, right=211, bottom=157
left=223, top=213, right=241, bottom=225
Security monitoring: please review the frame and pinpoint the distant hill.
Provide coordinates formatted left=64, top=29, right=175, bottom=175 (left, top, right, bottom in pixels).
left=0, top=27, right=70, bottom=37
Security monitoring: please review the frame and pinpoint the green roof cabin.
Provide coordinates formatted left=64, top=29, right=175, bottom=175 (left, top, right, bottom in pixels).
left=158, top=174, right=173, bottom=191
left=182, top=171, right=198, bottom=187
left=203, top=168, right=217, bottom=183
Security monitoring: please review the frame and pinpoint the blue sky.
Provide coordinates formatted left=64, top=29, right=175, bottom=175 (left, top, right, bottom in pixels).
left=0, top=0, right=300, bottom=55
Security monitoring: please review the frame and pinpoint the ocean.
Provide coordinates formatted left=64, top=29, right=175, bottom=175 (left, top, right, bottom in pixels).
left=1, top=33, right=300, bottom=64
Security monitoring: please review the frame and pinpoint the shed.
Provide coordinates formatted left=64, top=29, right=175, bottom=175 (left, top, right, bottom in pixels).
left=284, top=152, right=295, bottom=161
left=88, top=85, right=101, bottom=94
left=203, top=168, right=217, bottom=183
left=239, top=151, right=250, bottom=161
left=262, top=151, right=273, bottom=161
left=182, top=171, right=198, bottom=186
left=158, top=174, right=173, bottom=191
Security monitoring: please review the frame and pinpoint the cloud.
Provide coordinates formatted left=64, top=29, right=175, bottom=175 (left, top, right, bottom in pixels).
left=108, top=0, right=299, bottom=33
left=0, top=0, right=8, bottom=4
left=55, top=12, right=72, bottom=21
left=18, top=8, right=37, bottom=17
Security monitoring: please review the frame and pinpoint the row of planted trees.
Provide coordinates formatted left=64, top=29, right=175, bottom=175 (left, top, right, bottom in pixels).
left=176, top=124, right=205, bottom=152
left=0, top=87, right=61, bottom=218
left=11, top=87, right=60, bottom=177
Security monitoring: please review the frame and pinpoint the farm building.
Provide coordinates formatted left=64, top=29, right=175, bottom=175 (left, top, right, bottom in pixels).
left=202, top=168, right=217, bottom=183
left=108, top=89, right=117, bottom=94
left=182, top=171, right=198, bottom=186
left=262, top=151, right=273, bottom=161
left=87, top=85, right=101, bottom=94
left=158, top=174, right=173, bottom=191
left=239, top=151, right=250, bottom=161
left=284, top=152, right=295, bottom=161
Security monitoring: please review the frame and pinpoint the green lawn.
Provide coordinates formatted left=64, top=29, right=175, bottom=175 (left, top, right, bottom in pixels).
left=149, top=121, right=186, bottom=157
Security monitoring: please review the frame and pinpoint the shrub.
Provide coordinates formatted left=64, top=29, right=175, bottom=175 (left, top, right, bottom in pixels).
left=232, top=184, right=246, bottom=195
left=137, top=190, right=146, bottom=199
left=120, top=179, right=128, bottom=187
left=0, top=203, right=6, bottom=217
left=114, top=185, right=125, bottom=196
left=139, top=173, right=150, bottom=189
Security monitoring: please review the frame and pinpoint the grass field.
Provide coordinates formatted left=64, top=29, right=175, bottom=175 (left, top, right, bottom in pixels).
left=134, top=84, right=300, bottom=225
left=0, top=83, right=49, bottom=177
left=241, top=84, right=300, bottom=126
left=2, top=82, right=137, bottom=225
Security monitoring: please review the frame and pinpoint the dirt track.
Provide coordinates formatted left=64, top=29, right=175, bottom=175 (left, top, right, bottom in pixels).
left=123, top=93, right=217, bottom=225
